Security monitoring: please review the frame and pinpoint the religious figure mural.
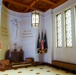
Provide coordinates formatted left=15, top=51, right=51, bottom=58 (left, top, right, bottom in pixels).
left=10, top=18, right=21, bottom=39
left=10, top=18, right=21, bottom=50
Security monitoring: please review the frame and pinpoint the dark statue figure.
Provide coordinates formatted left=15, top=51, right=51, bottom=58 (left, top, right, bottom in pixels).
left=5, top=50, right=10, bottom=59
left=19, top=49, right=24, bottom=62
left=10, top=49, right=24, bottom=63
left=5, top=48, right=24, bottom=63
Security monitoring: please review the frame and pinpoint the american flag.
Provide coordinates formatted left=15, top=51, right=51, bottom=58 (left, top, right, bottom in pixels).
left=37, top=30, right=48, bottom=54
left=44, top=31, right=48, bottom=53
left=37, top=33, right=41, bottom=53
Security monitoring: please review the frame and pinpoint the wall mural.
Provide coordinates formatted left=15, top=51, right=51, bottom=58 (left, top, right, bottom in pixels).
left=10, top=18, right=21, bottom=50
left=10, top=18, right=21, bottom=39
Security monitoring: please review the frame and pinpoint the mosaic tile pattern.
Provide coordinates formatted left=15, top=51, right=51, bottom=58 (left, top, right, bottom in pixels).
left=0, top=66, right=75, bottom=75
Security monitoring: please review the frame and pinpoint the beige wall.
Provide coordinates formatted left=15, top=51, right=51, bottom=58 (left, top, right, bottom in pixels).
left=0, top=5, right=2, bottom=59
left=0, top=5, right=10, bottom=60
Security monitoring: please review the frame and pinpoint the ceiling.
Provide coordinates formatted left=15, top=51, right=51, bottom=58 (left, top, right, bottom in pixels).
left=2, top=0, right=68, bottom=13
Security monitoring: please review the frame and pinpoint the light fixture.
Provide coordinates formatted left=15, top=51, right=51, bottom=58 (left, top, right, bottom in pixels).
left=31, top=1, right=40, bottom=28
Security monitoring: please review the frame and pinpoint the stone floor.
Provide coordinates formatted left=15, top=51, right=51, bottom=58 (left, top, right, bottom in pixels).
left=0, top=65, right=75, bottom=75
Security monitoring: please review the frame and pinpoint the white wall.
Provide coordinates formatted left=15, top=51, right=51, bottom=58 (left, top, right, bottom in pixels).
left=20, top=14, right=37, bottom=61
left=1, top=4, right=45, bottom=62
left=20, top=12, right=44, bottom=61
left=43, top=10, right=53, bottom=63
left=53, top=0, right=76, bottom=64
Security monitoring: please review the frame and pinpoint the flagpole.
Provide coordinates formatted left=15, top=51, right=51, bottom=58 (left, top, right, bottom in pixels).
left=37, top=30, right=48, bottom=64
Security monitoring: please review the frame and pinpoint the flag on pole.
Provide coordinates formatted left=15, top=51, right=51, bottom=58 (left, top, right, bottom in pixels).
left=37, top=30, right=48, bottom=54
left=37, top=33, right=41, bottom=53
left=41, top=31, right=44, bottom=53
left=44, top=31, right=48, bottom=53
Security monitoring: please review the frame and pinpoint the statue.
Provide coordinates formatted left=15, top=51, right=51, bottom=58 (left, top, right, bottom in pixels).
left=5, top=50, right=10, bottom=59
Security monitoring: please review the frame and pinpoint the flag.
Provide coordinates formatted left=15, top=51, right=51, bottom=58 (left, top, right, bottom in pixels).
left=37, top=33, right=41, bottom=53
left=44, top=31, right=48, bottom=53
left=41, top=31, right=44, bottom=53
left=37, top=30, right=48, bottom=54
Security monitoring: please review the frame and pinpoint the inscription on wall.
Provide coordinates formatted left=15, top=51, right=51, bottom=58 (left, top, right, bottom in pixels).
left=22, top=30, right=33, bottom=38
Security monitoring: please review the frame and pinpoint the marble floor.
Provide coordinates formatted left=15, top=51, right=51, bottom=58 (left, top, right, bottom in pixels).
left=0, top=65, right=75, bottom=75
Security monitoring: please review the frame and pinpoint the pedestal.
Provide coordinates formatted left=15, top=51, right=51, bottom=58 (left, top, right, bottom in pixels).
left=38, top=54, right=44, bottom=63
left=25, top=57, right=34, bottom=63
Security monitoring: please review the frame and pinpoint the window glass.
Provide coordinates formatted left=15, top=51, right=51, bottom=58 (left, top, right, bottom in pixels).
left=56, top=13, right=62, bottom=47
left=65, top=9, right=72, bottom=47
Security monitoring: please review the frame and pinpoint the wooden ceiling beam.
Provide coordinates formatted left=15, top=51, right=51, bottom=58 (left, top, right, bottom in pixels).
left=51, top=0, right=68, bottom=8
left=24, top=0, right=40, bottom=12
left=3, top=0, right=34, bottom=10
left=34, top=8, right=44, bottom=12
left=7, top=3, right=11, bottom=8
left=42, top=0, right=56, bottom=5
left=3, top=0, right=68, bottom=13
left=7, top=3, right=13, bottom=8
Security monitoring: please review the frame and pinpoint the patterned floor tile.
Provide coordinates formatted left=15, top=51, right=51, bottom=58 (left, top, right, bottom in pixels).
left=18, top=71, right=22, bottom=73
left=0, top=66, right=75, bottom=75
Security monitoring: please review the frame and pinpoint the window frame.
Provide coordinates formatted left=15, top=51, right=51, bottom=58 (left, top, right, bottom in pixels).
left=56, top=13, right=62, bottom=47
left=64, top=8, right=73, bottom=47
